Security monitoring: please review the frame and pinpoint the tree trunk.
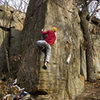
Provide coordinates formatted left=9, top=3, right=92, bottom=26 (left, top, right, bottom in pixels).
left=80, top=8, right=96, bottom=82
left=86, top=33, right=96, bottom=82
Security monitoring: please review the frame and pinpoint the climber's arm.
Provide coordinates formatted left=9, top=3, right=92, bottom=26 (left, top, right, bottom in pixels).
left=41, top=30, right=49, bottom=35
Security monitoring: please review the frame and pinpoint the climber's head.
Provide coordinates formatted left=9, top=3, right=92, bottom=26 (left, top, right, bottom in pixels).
left=52, top=27, right=57, bottom=32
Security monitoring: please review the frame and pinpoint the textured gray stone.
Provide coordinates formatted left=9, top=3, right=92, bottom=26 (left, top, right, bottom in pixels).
left=0, top=5, right=25, bottom=76
left=1, top=0, right=100, bottom=100
left=17, top=0, right=85, bottom=100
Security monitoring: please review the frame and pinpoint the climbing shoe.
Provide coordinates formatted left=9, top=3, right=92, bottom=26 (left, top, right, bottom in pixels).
left=41, top=47, right=46, bottom=53
left=43, top=65, right=47, bottom=69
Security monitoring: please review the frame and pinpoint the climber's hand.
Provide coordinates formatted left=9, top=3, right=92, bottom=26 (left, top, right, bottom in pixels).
left=41, top=29, right=43, bottom=31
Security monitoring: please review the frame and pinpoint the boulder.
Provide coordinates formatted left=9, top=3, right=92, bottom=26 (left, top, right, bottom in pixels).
left=0, top=5, right=25, bottom=77
left=17, top=0, right=85, bottom=100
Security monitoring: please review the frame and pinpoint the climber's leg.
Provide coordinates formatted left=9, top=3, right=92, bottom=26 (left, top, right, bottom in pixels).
left=36, top=40, right=46, bottom=48
left=37, top=40, right=51, bottom=69
left=45, top=43, right=51, bottom=63
left=43, top=42, right=51, bottom=69
left=36, top=40, right=47, bottom=52
left=36, top=40, right=51, bottom=60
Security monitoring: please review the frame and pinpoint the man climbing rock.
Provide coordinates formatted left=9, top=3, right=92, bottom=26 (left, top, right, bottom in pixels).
left=37, top=27, right=57, bottom=69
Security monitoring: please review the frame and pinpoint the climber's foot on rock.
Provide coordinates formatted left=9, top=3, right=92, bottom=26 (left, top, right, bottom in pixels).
left=43, top=65, right=47, bottom=70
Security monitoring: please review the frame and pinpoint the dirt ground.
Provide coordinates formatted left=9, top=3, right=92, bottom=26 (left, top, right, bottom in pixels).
left=76, top=80, right=100, bottom=100
left=1, top=77, right=100, bottom=100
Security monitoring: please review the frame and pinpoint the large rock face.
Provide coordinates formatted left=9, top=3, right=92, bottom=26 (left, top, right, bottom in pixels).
left=0, top=1, right=100, bottom=100
left=17, top=0, right=85, bottom=100
left=0, top=6, right=25, bottom=76
left=92, top=27, right=100, bottom=79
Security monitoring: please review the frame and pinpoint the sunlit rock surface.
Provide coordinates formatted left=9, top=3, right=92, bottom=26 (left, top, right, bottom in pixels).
left=17, top=0, right=85, bottom=100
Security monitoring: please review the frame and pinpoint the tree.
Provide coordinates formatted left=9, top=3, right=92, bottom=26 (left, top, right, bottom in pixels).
left=0, top=0, right=29, bottom=12
left=78, top=0, right=100, bottom=82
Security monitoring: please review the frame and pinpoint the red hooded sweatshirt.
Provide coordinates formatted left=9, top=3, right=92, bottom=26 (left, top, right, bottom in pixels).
left=41, top=30, right=56, bottom=46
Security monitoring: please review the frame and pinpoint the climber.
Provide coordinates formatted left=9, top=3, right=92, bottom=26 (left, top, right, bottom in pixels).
left=36, top=27, right=57, bottom=69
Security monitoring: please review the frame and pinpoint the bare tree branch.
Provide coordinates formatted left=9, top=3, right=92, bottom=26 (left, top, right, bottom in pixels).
left=89, top=0, right=100, bottom=22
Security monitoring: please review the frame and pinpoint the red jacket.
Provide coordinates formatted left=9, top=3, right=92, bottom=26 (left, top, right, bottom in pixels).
left=41, top=30, right=56, bottom=46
